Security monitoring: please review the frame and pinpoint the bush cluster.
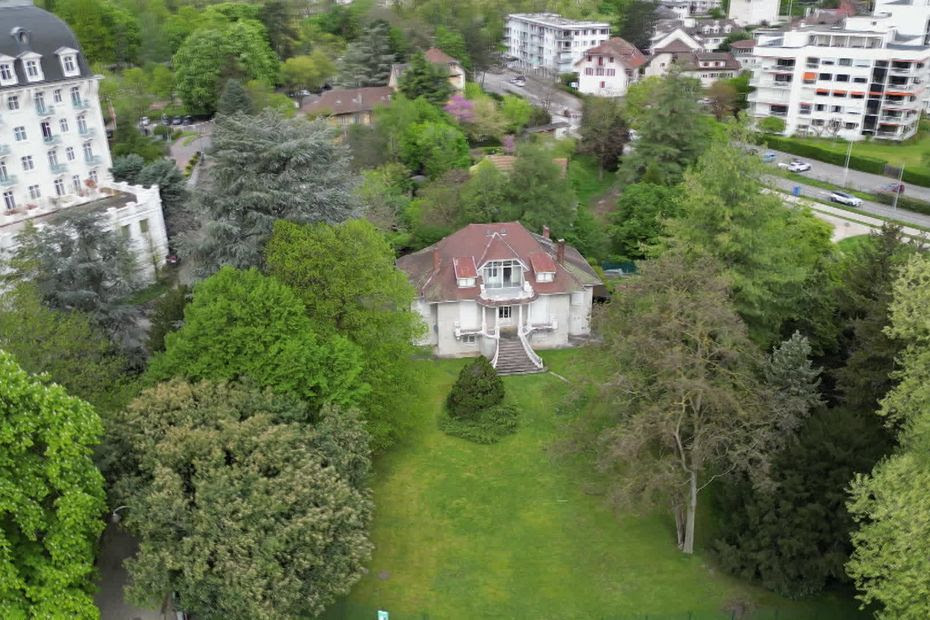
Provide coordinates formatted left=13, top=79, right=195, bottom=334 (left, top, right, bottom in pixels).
left=873, top=191, right=930, bottom=216
left=441, top=356, right=518, bottom=444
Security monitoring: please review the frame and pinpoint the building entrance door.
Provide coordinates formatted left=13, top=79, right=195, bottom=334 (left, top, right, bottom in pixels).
left=497, top=305, right=514, bottom=332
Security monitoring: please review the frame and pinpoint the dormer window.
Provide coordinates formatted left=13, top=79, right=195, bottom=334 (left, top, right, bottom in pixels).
left=63, top=55, right=76, bottom=73
left=20, top=52, right=43, bottom=82
left=56, top=47, right=80, bottom=78
left=528, top=252, right=556, bottom=284
left=483, top=259, right=523, bottom=289
left=453, top=256, right=478, bottom=288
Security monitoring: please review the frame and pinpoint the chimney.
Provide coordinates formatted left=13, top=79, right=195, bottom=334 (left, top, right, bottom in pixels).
left=542, top=225, right=550, bottom=239
left=433, top=248, right=441, bottom=273
left=556, top=239, right=565, bottom=264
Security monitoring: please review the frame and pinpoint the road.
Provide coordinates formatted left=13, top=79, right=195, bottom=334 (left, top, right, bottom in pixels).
left=481, top=68, right=583, bottom=135
left=767, top=148, right=930, bottom=203
left=767, top=174, right=930, bottom=229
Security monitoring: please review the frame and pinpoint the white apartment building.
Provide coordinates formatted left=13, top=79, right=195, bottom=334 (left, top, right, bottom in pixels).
left=0, top=0, right=167, bottom=279
left=729, top=0, right=781, bottom=27
left=659, top=0, right=723, bottom=18
left=504, top=13, right=610, bottom=74
left=748, top=14, right=930, bottom=141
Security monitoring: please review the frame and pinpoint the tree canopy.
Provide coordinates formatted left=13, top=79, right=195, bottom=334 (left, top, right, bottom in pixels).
left=0, top=351, right=106, bottom=618
left=398, top=51, right=453, bottom=105
left=181, top=110, right=359, bottom=275
left=113, top=380, right=373, bottom=620
left=147, top=266, right=365, bottom=410
left=266, top=219, right=422, bottom=448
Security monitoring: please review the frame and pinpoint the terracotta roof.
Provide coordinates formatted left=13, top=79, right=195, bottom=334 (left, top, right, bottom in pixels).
left=300, top=86, right=393, bottom=117
left=453, top=256, right=477, bottom=278
left=729, top=39, right=756, bottom=49
left=575, top=37, right=647, bottom=69
left=529, top=252, right=556, bottom=274
left=424, top=47, right=459, bottom=65
left=653, top=40, right=697, bottom=54
left=396, top=222, right=601, bottom=303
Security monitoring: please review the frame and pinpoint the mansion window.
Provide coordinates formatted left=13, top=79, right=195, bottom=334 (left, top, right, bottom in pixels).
left=63, top=55, right=76, bottom=73
left=60, top=118, right=69, bottom=133
left=21, top=155, right=33, bottom=171
left=483, top=259, right=523, bottom=289
left=0, top=63, right=13, bottom=82
left=0, top=159, right=7, bottom=181
left=14, top=126, right=26, bottom=141
left=7, top=95, right=18, bottom=111
left=27, top=184, right=40, bottom=199
left=3, top=189, right=14, bottom=210
left=498, top=306, right=512, bottom=319
left=82, top=142, right=94, bottom=161
left=48, top=150, right=58, bottom=166
left=71, top=86, right=82, bottom=107
left=54, top=177, right=65, bottom=196
left=25, top=59, right=40, bottom=80
left=71, top=174, right=81, bottom=192
left=65, top=146, right=75, bottom=161
left=89, top=169, right=98, bottom=183
left=77, top=114, right=88, bottom=133
left=53, top=89, right=62, bottom=103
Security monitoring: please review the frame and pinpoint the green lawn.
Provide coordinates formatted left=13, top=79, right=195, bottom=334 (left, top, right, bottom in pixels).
left=789, top=133, right=930, bottom=170
left=568, top=154, right=619, bottom=206
left=325, top=350, right=866, bottom=620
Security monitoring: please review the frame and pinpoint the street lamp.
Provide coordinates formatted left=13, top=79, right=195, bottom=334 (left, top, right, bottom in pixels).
left=843, top=141, right=853, bottom=188
left=111, top=505, right=129, bottom=524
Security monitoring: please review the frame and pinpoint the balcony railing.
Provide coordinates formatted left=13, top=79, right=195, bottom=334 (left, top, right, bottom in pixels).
left=35, top=105, right=55, bottom=116
left=0, top=174, right=18, bottom=186
left=84, top=155, right=102, bottom=166
left=43, top=134, right=61, bottom=145
left=72, top=99, right=91, bottom=110
left=50, top=162, right=67, bottom=174
left=0, top=144, right=10, bottom=156
left=78, top=126, right=96, bottom=137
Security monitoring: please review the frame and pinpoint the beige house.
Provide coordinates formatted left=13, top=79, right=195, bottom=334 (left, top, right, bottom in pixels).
left=388, top=48, right=466, bottom=93
left=299, top=86, right=393, bottom=128
left=396, top=222, right=601, bottom=374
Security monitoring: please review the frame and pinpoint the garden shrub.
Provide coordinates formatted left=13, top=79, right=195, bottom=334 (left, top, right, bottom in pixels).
left=446, top=356, right=504, bottom=419
left=439, top=404, right=519, bottom=444
left=874, top=191, right=930, bottom=216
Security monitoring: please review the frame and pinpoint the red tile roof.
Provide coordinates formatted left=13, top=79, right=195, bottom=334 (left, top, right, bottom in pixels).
left=396, top=222, right=601, bottom=303
left=300, top=86, right=393, bottom=117
left=453, top=256, right=477, bottom=279
left=529, top=252, right=556, bottom=274
left=729, top=39, right=756, bottom=49
left=424, top=47, right=459, bottom=65
left=576, top=37, right=647, bottom=70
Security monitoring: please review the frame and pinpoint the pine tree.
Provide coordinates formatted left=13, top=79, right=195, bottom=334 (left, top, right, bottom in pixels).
left=180, top=109, right=360, bottom=275
left=398, top=52, right=453, bottom=105
left=446, top=356, right=504, bottom=419
left=336, top=21, right=396, bottom=87
left=216, top=78, right=255, bottom=116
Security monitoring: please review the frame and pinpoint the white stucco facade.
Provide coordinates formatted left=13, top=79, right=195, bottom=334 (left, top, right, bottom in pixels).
left=729, top=0, right=781, bottom=27
left=504, top=13, right=611, bottom=74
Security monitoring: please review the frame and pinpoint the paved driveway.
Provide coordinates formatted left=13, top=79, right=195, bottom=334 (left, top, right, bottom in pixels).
left=481, top=68, right=583, bottom=135
left=767, top=148, right=930, bottom=202
left=95, top=524, right=163, bottom=620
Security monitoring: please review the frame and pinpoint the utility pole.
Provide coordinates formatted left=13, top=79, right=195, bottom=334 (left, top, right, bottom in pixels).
left=893, top=164, right=905, bottom=210
left=843, top=141, right=853, bottom=188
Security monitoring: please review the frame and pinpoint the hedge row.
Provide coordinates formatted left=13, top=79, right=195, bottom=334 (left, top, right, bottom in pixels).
left=765, top=135, right=930, bottom=188
left=873, top=191, right=930, bottom=216
left=764, top=136, right=887, bottom=175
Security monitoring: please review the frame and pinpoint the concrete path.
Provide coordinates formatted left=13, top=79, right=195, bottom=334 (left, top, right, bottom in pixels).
left=766, top=147, right=930, bottom=202
left=95, top=524, right=163, bottom=620
left=168, top=121, right=212, bottom=171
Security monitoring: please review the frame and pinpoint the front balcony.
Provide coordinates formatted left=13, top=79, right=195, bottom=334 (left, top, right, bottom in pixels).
left=479, top=280, right=536, bottom=303
left=0, top=173, right=18, bottom=186
left=72, top=99, right=91, bottom=110
left=35, top=104, right=56, bottom=117
left=0, top=144, right=9, bottom=156
left=50, top=162, right=67, bottom=174
left=78, top=126, right=96, bottom=137
left=84, top=155, right=103, bottom=166
left=43, top=134, right=61, bottom=145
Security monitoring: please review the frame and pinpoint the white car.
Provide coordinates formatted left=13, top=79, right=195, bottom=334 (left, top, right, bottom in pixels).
left=787, top=160, right=811, bottom=172
left=829, top=190, right=863, bottom=207
left=510, top=76, right=526, bottom=87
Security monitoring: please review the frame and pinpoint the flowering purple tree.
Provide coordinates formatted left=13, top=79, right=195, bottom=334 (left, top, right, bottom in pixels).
left=444, top=94, right=475, bottom=124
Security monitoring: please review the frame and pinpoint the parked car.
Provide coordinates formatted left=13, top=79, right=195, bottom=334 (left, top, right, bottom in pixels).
left=171, top=116, right=183, bottom=125
left=182, top=115, right=193, bottom=125
left=879, top=182, right=905, bottom=194
left=761, top=151, right=777, bottom=163
left=829, top=190, right=863, bottom=207
left=510, top=75, right=526, bottom=86
left=139, top=116, right=150, bottom=126
left=778, top=160, right=811, bottom=172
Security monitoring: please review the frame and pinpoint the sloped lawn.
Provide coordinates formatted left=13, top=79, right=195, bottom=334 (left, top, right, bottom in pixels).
left=325, top=350, right=865, bottom=619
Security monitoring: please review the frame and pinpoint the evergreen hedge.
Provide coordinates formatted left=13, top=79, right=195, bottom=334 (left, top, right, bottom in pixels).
left=446, top=356, right=504, bottom=419
left=764, top=136, right=886, bottom=175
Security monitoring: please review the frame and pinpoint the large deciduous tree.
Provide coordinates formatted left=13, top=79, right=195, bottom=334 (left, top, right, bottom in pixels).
left=0, top=351, right=106, bottom=618
left=281, top=51, right=336, bottom=92
left=609, top=182, right=681, bottom=260
left=399, top=120, right=470, bottom=178
left=0, top=284, right=130, bottom=413
left=54, top=0, right=140, bottom=64
left=147, top=266, right=365, bottom=410
left=666, top=135, right=833, bottom=345
left=579, top=96, right=628, bottom=176
left=113, top=380, right=373, bottom=620
left=266, top=219, right=422, bottom=448
left=594, top=252, right=770, bottom=554
left=181, top=110, right=359, bottom=275
left=172, top=21, right=279, bottom=115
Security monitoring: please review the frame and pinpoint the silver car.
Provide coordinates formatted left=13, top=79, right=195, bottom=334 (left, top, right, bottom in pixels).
left=829, top=190, right=863, bottom=207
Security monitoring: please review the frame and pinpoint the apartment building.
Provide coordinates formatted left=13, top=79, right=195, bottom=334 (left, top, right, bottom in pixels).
left=659, top=0, right=723, bottom=18
left=748, top=15, right=930, bottom=141
left=504, top=13, right=610, bottom=74
left=729, top=0, right=781, bottom=27
left=0, top=0, right=167, bottom=279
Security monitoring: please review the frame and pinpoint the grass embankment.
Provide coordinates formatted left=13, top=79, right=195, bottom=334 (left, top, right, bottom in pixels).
left=326, top=349, right=866, bottom=619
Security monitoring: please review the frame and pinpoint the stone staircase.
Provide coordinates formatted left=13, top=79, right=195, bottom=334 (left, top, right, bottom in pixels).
left=494, top=334, right=544, bottom=375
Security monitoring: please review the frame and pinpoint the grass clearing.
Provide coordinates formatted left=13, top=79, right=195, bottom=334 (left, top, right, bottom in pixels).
left=568, top=154, right=619, bottom=206
left=325, top=349, right=865, bottom=619
left=836, top=234, right=873, bottom=254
